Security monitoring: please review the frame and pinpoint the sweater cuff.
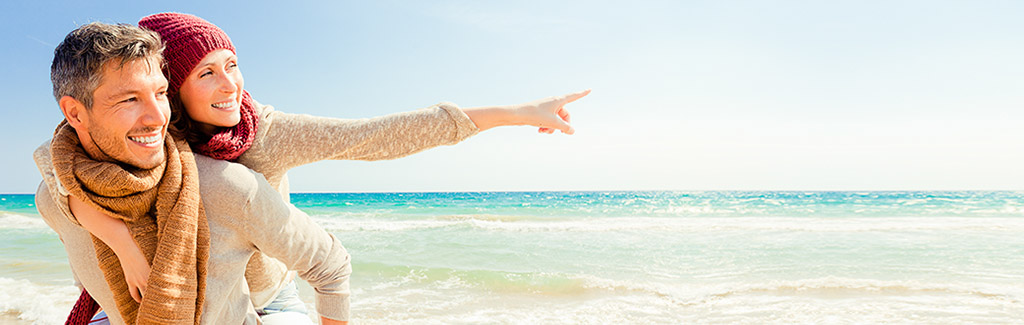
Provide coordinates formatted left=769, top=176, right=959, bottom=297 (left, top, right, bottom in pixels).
left=436, top=102, right=479, bottom=143
left=315, top=292, right=350, bottom=321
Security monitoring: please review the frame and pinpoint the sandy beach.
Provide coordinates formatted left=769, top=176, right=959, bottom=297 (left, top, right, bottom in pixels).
left=2, top=312, right=33, bottom=324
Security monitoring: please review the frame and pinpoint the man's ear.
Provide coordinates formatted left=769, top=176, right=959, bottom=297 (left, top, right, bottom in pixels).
left=58, top=95, right=88, bottom=128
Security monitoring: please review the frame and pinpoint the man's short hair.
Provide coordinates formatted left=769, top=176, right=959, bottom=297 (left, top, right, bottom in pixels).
left=50, top=22, right=164, bottom=109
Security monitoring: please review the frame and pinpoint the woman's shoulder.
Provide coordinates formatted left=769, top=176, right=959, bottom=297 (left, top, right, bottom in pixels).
left=251, top=98, right=276, bottom=120
left=234, top=99, right=288, bottom=179
left=247, top=99, right=278, bottom=150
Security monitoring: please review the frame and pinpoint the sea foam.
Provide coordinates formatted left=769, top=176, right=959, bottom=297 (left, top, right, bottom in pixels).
left=313, top=215, right=1024, bottom=233
left=0, top=212, right=48, bottom=230
left=0, top=277, right=77, bottom=325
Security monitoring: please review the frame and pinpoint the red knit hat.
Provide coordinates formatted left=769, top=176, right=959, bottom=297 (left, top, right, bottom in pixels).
left=138, top=12, right=235, bottom=95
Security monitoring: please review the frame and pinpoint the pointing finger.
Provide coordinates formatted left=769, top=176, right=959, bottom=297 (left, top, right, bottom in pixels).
left=560, top=89, right=591, bottom=104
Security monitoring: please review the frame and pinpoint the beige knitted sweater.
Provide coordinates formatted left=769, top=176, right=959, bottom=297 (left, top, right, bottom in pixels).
left=236, top=101, right=479, bottom=307
left=34, top=102, right=478, bottom=323
left=36, top=151, right=351, bottom=324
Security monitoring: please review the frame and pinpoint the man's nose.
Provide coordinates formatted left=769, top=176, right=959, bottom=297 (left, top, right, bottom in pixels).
left=140, top=94, right=169, bottom=126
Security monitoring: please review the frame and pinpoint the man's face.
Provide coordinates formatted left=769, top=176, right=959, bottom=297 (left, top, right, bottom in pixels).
left=77, top=57, right=170, bottom=169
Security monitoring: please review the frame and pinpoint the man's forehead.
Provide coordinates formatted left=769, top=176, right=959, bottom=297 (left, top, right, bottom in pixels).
left=96, top=57, right=167, bottom=97
left=99, top=57, right=162, bottom=82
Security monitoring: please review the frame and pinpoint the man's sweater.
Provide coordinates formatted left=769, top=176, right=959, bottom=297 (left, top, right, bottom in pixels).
left=35, top=149, right=351, bottom=324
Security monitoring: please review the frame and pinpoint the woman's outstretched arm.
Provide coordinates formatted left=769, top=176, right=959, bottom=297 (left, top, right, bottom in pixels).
left=237, top=89, right=590, bottom=188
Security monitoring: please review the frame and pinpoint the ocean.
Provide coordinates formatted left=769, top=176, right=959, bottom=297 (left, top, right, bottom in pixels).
left=1, top=191, right=1023, bottom=323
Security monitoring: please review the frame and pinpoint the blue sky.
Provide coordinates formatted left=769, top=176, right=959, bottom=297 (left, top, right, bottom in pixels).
left=2, top=0, right=1024, bottom=193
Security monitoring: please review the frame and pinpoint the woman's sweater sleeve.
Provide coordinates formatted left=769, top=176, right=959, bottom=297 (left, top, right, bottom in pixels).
left=237, top=102, right=479, bottom=184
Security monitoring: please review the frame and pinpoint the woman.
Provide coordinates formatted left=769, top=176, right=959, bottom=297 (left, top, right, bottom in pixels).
left=69, top=12, right=588, bottom=324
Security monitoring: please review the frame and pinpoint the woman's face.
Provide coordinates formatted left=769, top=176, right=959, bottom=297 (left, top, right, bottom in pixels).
left=178, top=49, right=244, bottom=131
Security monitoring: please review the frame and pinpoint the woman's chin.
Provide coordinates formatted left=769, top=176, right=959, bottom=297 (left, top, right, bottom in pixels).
left=199, top=116, right=241, bottom=129
left=224, top=114, right=242, bottom=127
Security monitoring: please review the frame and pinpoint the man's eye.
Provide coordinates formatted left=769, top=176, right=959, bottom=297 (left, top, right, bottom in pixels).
left=121, top=97, right=137, bottom=103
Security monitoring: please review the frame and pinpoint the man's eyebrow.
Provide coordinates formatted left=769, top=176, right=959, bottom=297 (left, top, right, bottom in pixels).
left=105, top=89, right=136, bottom=101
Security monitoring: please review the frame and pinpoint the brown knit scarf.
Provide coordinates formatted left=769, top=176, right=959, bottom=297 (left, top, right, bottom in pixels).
left=51, top=122, right=209, bottom=324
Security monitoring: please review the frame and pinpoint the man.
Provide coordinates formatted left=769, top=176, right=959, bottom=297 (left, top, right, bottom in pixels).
left=34, top=22, right=350, bottom=324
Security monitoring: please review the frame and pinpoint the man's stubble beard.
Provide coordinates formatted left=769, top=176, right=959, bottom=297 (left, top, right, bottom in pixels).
left=87, top=127, right=166, bottom=170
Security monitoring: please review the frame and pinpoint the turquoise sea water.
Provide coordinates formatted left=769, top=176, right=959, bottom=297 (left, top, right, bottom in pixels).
left=2, top=191, right=1023, bottom=323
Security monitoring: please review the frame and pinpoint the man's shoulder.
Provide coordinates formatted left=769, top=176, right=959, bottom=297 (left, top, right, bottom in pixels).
left=31, top=140, right=80, bottom=225
left=34, top=181, right=56, bottom=216
left=32, top=140, right=52, bottom=175
left=194, top=154, right=267, bottom=207
left=34, top=176, right=78, bottom=228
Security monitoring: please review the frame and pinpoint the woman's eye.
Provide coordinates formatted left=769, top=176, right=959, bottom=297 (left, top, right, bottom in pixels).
left=199, top=71, right=212, bottom=78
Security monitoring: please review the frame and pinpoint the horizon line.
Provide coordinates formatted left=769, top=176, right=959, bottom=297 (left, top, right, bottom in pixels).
left=3, top=189, right=1024, bottom=195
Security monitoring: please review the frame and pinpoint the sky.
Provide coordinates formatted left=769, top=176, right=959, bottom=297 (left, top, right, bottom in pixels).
left=2, top=0, right=1024, bottom=193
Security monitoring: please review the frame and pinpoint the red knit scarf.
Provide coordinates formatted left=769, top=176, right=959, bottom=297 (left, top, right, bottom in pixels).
left=195, top=91, right=259, bottom=161
left=65, top=289, right=100, bottom=325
